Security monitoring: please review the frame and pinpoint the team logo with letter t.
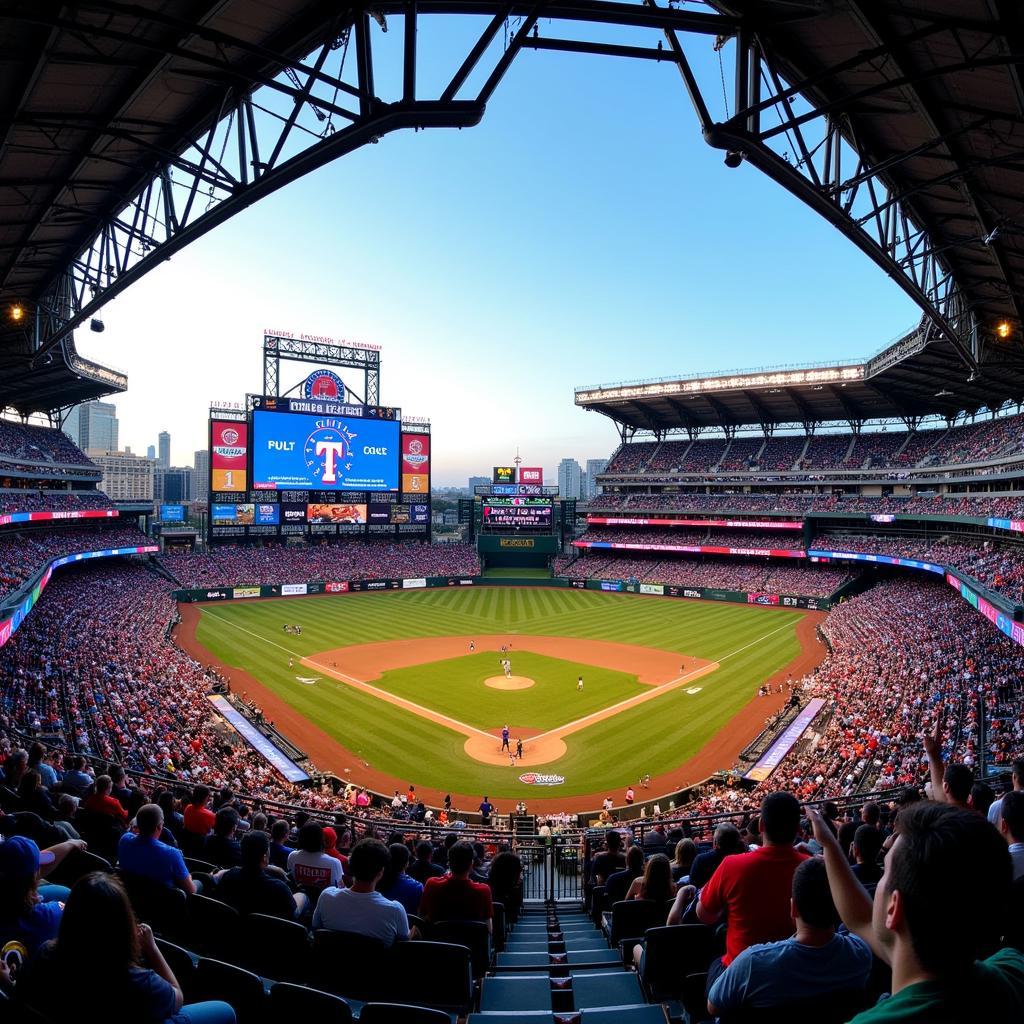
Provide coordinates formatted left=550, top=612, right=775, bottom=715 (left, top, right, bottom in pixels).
left=304, top=419, right=356, bottom=484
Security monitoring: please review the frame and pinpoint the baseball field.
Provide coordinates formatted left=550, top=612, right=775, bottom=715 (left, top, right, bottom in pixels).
left=177, top=587, right=824, bottom=812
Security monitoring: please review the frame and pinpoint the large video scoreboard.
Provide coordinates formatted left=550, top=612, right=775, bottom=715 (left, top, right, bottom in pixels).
left=481, top=497, right=553, bottom=529
left=209, top=396, right=431, bottom=542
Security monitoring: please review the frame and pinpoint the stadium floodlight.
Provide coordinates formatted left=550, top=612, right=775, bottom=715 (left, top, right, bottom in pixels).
left=90, top=318, right=105, bottom=333
left=997, top=321, right=1012, bottom=339
left=9, top=303, right=24, bottom=322
left=724, top=150, right=745, bottom=168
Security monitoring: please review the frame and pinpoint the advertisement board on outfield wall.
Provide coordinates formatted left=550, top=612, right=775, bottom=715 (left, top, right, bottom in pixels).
left=233, top=587, right=261, bottom=599
left=281, top=583, right=308, bottom=596
left=168, top=576, right=830, bottom=611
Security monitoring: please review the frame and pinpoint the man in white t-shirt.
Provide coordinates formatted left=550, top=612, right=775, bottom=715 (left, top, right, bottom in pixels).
left=313, top=838, right=409, bottom=945
left=287, top=822, right=344, bottom=892
left=988, top=757, right=1023, bottom=826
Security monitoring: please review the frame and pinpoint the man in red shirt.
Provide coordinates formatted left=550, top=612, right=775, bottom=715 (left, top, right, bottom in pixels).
left=697, top=792, right=808, bottom=991
left=83, top=774, right=128, bottom=824
left=418, top=840, right=493, bottom=932
left=183, top=784, right=216, bottom=837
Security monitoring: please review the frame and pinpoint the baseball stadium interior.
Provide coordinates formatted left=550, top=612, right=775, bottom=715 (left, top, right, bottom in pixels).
left=1, top=2, right=1024, bottom=1023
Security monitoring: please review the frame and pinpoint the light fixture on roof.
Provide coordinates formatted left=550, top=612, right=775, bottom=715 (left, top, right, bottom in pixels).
left=997, top=321, right=1012, bottom=339
left=935, top=388, right=953, bottom=397
left=9, top=303, right=24, bottom=322
left=724, top=150, right=745, bottom=168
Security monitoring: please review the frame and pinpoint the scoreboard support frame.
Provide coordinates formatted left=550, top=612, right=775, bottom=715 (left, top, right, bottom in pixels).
left=263, top=334, right=381, bottom=404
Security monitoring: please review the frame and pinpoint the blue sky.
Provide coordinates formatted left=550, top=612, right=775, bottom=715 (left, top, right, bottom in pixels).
left=78, top=15, right=919, bottom=485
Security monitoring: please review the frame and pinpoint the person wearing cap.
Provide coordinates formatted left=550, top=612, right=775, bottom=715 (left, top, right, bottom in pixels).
left=0, top=837, right=62, bottom=958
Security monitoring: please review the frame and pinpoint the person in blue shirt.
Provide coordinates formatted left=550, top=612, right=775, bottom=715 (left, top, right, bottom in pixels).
left=118, top=805, right=196, bottom=894
left=268, top=818, right=295, bottom=870
left=707, top=856, right=872, bottom=1017
left=60, top=755, right=93, bottom=796
left=379, top=842, right=424, bottom=914
left=0, top=836, right=61, bottom=963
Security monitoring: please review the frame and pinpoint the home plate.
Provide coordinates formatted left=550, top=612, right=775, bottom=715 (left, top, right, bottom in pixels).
left=686, top=687, right=703, bottom=694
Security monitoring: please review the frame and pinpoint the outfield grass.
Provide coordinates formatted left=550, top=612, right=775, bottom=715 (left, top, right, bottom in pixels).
left=193, top=588, right=803, bottom=799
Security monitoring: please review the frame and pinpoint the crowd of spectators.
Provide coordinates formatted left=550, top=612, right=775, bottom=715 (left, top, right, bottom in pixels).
left=0, top=524, right=152, bottom=600
left=576, top=527, right=805, bottom=551
left=588, top=490, right=1024, bottom=518
left=757, top=578, right=1021, bottom=801
left=0, top=419, right=93, bottom=466
left=815, top=533, right=1024, bottom=603
left=161, top=540, right=480, bottom=588
left=0, top=490, right=116, bottom=517
left=601, top=412, right=1024, bottom=478
left=555, top=553, right=852, bottom=596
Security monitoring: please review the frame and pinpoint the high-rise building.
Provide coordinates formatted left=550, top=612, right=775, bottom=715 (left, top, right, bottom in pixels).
left=64, top=401, right=118, bottom=454
left=193, top=450, right=209, bottom=502
left=557, top=458, right=583, bottom=500
left=468, top=475, right=488, bottom=493
left=146, top=445, right=156, bottom=461
left=156, top=466, right=192, bottom=503
left=157, top=431, right=171, bottom=469
left=585, top=458, right=609, bottom=499
left=86, top=450, right=154, bottom=501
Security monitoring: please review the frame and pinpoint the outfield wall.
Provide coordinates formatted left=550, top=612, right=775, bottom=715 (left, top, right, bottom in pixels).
left=172, top=574, right=831, bottom=609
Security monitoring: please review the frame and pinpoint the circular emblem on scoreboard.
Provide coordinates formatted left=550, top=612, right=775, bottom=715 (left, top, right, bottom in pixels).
left=221, top=427, right=239, bottom=446
left=304, top=419, right=355, bottom=485
left=303, top=369, right=345, bottom=401
left=408, top=439, right=423, bottom=455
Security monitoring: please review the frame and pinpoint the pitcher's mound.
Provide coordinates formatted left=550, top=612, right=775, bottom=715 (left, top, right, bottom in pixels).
left=485, top=675, right=535, bottom=690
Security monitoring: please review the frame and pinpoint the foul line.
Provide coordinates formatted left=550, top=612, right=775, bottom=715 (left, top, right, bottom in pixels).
left=529, top=616, right=803, bottom=741
left=198, top=608, right=495, bottom=741
left=197, top=608, right=799, bottom=745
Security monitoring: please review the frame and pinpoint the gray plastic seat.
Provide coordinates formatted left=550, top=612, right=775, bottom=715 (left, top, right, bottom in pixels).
left=571, top=970, right=644, bottom=1010
left=480, top=974, right=552, bottom=1012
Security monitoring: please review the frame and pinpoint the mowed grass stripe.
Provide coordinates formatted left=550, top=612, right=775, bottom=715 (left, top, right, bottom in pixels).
left=193, top=589, right=807, bottom=798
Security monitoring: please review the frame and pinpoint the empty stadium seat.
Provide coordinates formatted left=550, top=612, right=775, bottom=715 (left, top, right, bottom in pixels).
left=268, top=982, right=353, bottom=1021
left=430, top=919, right=492, bottom=978
left=480, top=973, right=553, bottom=1012
left=187, top=893, right=242, bottom=959
left=239, top=912, right=310, bottom=982
left=636, top=925, right=716, bottom=1001
left=311, top=929, right=389, bottom=1001
left=194, top=957, right=266, bottom=1024
left=570, top=970, right=643, bottom=1010
left=388, top=941, right=473, bottom=1016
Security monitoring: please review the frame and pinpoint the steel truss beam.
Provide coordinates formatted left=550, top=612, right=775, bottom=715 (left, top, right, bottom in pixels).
left=263, top=334, right=381, bottom=404
left=22, top=0, right=1004, bottom=375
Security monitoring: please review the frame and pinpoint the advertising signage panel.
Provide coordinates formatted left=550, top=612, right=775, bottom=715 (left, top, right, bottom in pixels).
left=493, top=466, right=515, bottom=485
left=252, top=409, right=399, bottom=492
left=210, top=420, right=248, bottom=492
